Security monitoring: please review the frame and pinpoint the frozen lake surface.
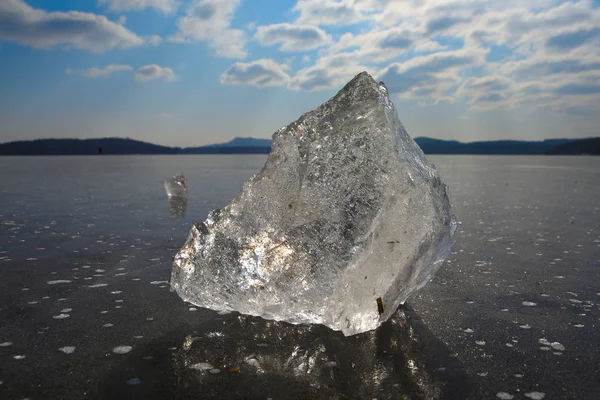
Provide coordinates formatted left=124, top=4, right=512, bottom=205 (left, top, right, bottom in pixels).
left=0, top=155, right=599, bottom=399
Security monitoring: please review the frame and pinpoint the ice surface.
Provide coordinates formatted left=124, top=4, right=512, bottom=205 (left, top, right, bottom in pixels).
left=171, top=72, right=456, bottom=336
left=164, top=173, right=188, bottom=198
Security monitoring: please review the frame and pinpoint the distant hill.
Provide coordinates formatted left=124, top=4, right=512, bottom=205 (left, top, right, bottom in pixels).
left=0, top=138, right=179, bottom=155
left=207, top=137, right=272, bottom=148
left=545, top=138, right=600, bottom=155
left=0, top=136, right=598, bottom=156
left=413, top=137, right=576, bottom=155
left=183, top=137, right=271, bottom=154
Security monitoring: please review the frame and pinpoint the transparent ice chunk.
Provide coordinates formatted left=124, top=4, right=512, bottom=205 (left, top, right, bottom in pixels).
left=171, top=72, right=457, bottom=336
left=164, top=173, right=188, bottom=198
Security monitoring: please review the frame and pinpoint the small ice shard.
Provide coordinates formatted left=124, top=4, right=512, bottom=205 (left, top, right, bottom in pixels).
left=496, top=393, right=514, bottom=400
left=189, top=362, right=213, bottom=371
left=58, top=346, right=76, bottom=354
left=113, top=345, right=132, bottom=354
left=524, top=392, right=545, bottom=399
left=171, top=72, right=456, bottom=336
left=165, top=173, right=188, bottom=198
left=550, top=342, right=565, bottom=351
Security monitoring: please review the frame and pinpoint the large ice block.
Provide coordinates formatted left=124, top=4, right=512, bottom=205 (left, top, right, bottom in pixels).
left=171, top=72, right=456, bottom=336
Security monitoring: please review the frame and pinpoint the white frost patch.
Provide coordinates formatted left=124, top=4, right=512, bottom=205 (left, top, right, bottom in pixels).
left=47, top=280, right=72, bottom=285
left=189, top=307, right=197, bottom=312
left=60, top=308, right=72, bottom=313
left=103, top=323, right=114, bottom=328
left=475, top=341, right=486, bottom=346
left=88, top=284, right=108, bottom=288
left=519, top=324, right=531, bottom=329
left=245, top=358, right=261, bottom=367
left=59, top=346, right=76, bottom=354
left=13, top=355, right=26, bottom=360
left=209, top=369, right=220, bottom=374
left=522, top=301, right=537, bottom=307
left=551, top=342, right=565, bottom=351
left=478, top=372, right=488, bottom=377
left=540, top=347, right=550, bottom=351
left=574, top=324, right=584, bottom=328
left=524, top=392, right=545, bottom=399
left=53, top=314, right=70, bottom=319
left=111, top=291, right=122, bottom=294
left=150, top=281, right=168, bottom=285
left=134, top=336, right=143, bottom=339
left=217, top=310, right=231, bottom=315
left=496, top=392, right=514, bottom=399
left=189, top=362, right=213, bottom=371
left=506, top=343, right=514, bottom=347
left=113, top=345, right=132, bottom=354
left=464, top=328, right=474, bottom=333
left=0, top=342, right=13, bottom=347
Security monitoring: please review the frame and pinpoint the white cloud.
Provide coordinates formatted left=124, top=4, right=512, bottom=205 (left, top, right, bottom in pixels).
left=279, top=0, right=600, bottom=115
left=220, top=59, right=290, bottom=87
left=85, top=64, right=133, bottom=77
left=254, top=23, right=332, bottom=52
left=66, top=64, right=134, bottom=78
left=98, top=0, right=178, bottom=14
left=0, top=0, right=144, bottom=52
left=288, top=53, right=371, bottom=91
left=147, top=34, right=162, bottom=46
left=292, top=0, right=372, bottom=26
left=377, top=48, right=486, bottom=101
left=134, top=65, right=177, bottom=82
left=170, top=0, right=246, bottom=58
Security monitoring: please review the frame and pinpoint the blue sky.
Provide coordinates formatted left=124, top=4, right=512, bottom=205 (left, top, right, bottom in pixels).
left=0, top=0, right=599, bottom=147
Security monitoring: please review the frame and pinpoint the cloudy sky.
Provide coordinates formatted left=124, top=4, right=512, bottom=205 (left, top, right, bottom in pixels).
left=1, top=0, right=599, bottom=147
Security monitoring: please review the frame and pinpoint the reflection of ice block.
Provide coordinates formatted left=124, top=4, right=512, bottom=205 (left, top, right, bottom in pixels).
left=168, top=196, right=188, bottom=217
left=164, top=173, right=188, bottom=197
